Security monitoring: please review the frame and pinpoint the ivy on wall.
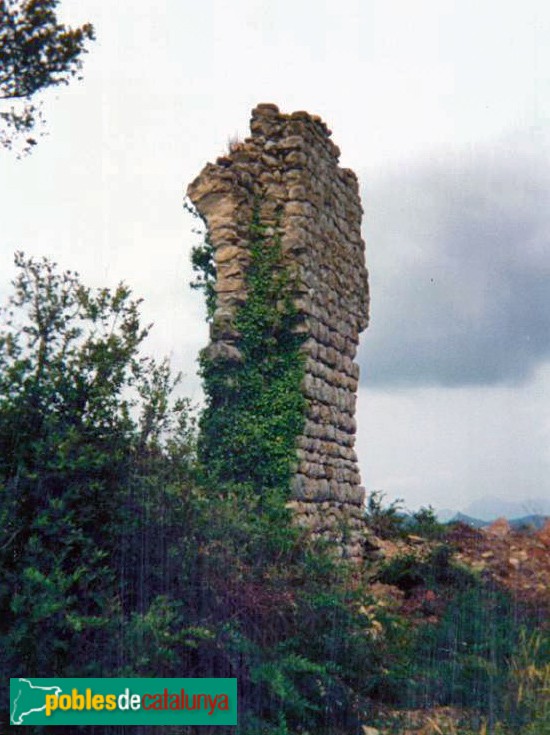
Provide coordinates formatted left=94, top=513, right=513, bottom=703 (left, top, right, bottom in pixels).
left=194, top=205, right=306, bottom=507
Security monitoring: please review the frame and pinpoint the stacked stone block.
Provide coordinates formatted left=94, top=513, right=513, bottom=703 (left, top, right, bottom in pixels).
left=187, top=104, right=370, bottom=561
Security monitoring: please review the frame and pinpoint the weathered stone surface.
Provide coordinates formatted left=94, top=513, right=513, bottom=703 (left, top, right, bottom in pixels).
left=203, top=341, right=243, bottom=364
left=187, top=104, right=370, bottom=561
left=216, top=244, right=246, bottom=263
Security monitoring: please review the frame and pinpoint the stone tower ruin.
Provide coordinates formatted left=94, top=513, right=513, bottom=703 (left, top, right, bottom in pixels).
left=187, top=104, right=370, bottom=561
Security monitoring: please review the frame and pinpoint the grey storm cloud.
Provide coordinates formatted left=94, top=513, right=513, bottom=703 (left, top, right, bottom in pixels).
left=358, top=135, right=550, bottom=387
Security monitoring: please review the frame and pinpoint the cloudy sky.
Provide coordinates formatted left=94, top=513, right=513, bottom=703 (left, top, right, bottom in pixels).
left=1, top=0, right=549, bottom=515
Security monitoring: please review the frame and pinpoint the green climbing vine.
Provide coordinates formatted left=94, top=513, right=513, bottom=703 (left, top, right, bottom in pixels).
left=195, top=204, right=307, bottom=507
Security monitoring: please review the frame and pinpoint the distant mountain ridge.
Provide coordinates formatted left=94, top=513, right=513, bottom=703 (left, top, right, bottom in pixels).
left=449, top=512, right=487, bottom=529
left=447, top=512, right=549, bottom=531
left=437, top=494, right=550, bottom=524
left=464, top=495, right=550, bottom=521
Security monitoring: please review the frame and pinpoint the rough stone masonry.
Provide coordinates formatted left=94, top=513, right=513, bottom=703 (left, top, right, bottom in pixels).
left=187, top=104, right=370, bottom=561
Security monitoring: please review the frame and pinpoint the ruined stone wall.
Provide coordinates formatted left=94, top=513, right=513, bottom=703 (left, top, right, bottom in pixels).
left=187, top=104, right=370, bottom=561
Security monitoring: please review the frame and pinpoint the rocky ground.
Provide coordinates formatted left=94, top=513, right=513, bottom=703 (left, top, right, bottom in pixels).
left=369, top=517, right=550, bottom=621
left=449, top=517, right=550, bottom=611
left=360, top=518, right=550, bottom=734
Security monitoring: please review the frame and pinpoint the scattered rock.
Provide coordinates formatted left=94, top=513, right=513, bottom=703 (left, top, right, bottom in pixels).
left=537, top=518, right=550, bottom=546
left=485, top=517, right=511, bottom=537
left=449, top=519, right=550, bottom=611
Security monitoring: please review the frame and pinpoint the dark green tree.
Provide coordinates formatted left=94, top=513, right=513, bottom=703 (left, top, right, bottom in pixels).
left=0, top=253, right=192, bottom=684
left=0, top=0, right=94, bottom=153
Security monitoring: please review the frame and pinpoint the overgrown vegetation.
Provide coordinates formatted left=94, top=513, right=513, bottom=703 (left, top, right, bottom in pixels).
left=368, top=509, right=548, bottom=732
left=0, top=245, right=382, bottom=735
left=0, top=252, right=194, bottom=680
left=1, top=238, right=547, bottom=734
left=365, top=490, right=447, bottom=540
left=195, top=204, right=306, bottom=505
left=375, top=630, right=550, bottom=735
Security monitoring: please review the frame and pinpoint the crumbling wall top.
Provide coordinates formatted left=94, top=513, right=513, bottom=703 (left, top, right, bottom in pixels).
left=187, top=104, right=370, bottom=561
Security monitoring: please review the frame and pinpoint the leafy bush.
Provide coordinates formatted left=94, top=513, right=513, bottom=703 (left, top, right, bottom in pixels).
left=365, top=490, right=407, bottom=539
left=377, top=545, right=478, bottom=593
left=0, top=254, right=195, bottom=727
left=408, top=505, right=447, bottom=540
left=365, top=492, right=447, bottom=541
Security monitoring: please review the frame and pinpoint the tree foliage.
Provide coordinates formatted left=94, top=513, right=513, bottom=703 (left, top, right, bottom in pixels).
left=0, top=253, right=193, bottom=683
left=0, top=0, right=94, bottom=153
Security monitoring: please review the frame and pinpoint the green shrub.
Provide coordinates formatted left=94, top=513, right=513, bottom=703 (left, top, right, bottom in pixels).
left=377, top=544, right=478, bottom=593
left=408, top=505, right=447, bottom=540
left=365, top=490, right=407, bottom=539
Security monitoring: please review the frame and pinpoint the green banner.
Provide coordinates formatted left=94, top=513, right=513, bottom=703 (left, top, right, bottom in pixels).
left=10, top=677, right=237, bottom=726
